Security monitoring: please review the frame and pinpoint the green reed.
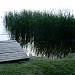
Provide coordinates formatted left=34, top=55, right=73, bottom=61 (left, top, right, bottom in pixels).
left=4, top=10, right=75, bottom=57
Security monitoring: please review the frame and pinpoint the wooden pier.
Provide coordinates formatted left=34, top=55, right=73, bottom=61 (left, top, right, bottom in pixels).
left=0, top=40, right=29, bottom=63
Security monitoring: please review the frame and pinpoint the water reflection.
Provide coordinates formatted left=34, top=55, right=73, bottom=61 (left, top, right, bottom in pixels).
left=0, top=35, right=10, bottom=41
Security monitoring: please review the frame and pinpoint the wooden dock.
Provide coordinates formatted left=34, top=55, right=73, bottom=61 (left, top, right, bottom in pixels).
left=0, top=40, right=29, bottom=63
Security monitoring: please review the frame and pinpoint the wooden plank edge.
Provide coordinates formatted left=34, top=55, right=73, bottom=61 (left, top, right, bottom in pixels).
left=0, top=57, right=29, bottom=64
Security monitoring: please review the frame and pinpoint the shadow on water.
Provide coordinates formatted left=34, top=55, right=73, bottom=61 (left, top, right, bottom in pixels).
left=4, top=10, right=75, bottom=59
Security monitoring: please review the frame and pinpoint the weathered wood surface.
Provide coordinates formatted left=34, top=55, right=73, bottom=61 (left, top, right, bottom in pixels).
left=0, top=40, right=29, bottom=62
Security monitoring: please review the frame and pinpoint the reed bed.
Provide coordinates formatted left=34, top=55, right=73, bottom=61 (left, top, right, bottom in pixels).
left=4, top=10, right=75, bottom=57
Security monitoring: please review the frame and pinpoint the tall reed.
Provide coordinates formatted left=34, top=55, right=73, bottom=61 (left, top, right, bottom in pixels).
left=4, top=10, right=75, bottom=57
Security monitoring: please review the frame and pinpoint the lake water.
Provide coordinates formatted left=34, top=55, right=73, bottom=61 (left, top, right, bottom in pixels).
left=0, top=17, right=10, bottom=41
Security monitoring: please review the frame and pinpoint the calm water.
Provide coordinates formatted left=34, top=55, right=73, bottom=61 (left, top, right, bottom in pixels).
left=0, top=17, right=10, bottom=41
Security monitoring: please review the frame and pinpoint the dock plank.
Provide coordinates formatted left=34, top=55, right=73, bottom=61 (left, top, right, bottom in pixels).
left=0, top=40, right=29, bottom=62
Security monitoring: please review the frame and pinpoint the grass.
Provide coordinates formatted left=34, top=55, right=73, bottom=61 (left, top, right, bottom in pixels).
left=65, top=53, right=75, bottom=58
left=0, top=56, right=75, bottom=75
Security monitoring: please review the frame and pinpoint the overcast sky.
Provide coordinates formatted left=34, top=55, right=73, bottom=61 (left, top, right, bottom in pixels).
left=0, top=0, right=75, bottom=15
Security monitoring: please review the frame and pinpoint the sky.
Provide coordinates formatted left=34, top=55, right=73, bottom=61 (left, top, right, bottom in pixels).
left=0, top=0, right=75, bottom=16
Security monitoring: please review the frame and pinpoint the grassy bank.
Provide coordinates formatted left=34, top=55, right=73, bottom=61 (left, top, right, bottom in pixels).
left=0, top=57, right=75, bottom=75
